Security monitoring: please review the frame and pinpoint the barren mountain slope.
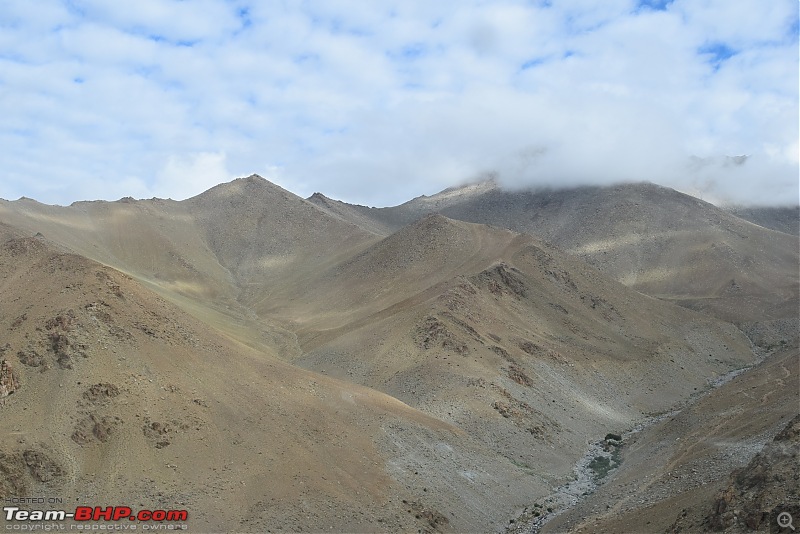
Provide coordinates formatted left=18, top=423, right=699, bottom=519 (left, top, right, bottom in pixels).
left=539, top=342, right=799, bottom=534
left=186, top=175, right=380, bottom=288
left=266, top=216, right=760, bottom=511
left=703, top=411, right=800, bottom=533
left=309, top=181, right=799, bottom=323
left=728, top=205, right=800, bottom=236
left=0, top=192, right=284, bottom=360
left=1, top=177, right=794, bottom=533
left=308, top=191, right=396, bottom=236
left=0, top=235, right=557, bottom=532
left=251, top=215, right=525, bottom=336
left=0, top=176, right=382, bottom=357
left=0, top=221, right=24, bottom=243
left=0, top=175, right=381, bottom=301
left=0, top=196, right=234, bottom=301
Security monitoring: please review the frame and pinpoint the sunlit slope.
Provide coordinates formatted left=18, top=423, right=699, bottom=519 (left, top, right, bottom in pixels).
left=0, top=176, right=380, bottom=355
left=309, top=181, right=799, bottom=323
left=0, top=196, right=236, bottom=300
left=4, top=177, right=794, bottom=329
left=0, top=175, right=379, bottom=300
left=0, top=236, right=554, bottom=532
left=278, top=216, right=757, bottom=493
left=185, top=175, right=380, bottom=288
left=0, top=176, right=790, bottom=531
left=252, top=215, right=523, bottom=335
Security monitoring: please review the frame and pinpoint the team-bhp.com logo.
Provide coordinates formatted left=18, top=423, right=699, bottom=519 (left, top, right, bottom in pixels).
left=4, top=505, right=188, bottom=523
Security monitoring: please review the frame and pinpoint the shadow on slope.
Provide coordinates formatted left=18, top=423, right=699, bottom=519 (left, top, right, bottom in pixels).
left=0, top=235, right=551, bottom=532
left=280, top=216, right=758, bottom=512
left=538, top=341, right=798, bottom=534
left=309, top=181, right=799, bottom=324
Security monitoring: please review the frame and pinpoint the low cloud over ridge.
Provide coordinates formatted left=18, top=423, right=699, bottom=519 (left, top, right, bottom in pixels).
left=0, top=0, right=797, bottom=206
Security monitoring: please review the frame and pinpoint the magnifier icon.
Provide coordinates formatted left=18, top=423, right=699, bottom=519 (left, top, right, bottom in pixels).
left=778, top=512, right=795, bottom=531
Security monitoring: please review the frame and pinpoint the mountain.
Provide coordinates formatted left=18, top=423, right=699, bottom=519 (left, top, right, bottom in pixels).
left=727, top=205, right=799, bottom=236
left=537, top=341, right=798, bottom=534
left=308, top=180, right=799, bottom=324
left=284, top=215, right=757, bottom=499
left=0, top=175, right=796, bottom=532
left=0, top=176, right=382, bottom=358
left=0, top=234, right=558, bottom=532
left=185, top=175, right=379, bottom=285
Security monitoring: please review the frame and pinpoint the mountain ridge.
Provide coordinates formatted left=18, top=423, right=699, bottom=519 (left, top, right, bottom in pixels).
left=0, top=174, right=796, bottom=532
left=307, top=179, right=799, bottom=324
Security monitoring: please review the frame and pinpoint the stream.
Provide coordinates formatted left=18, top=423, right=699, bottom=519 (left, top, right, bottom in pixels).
left=504, top=352, right=765, bottom=534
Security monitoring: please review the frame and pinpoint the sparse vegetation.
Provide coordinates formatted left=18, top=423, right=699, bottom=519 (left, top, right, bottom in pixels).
left=588, top=450, right=622, bottom=480
left=509, top=458, right=536, bottom=475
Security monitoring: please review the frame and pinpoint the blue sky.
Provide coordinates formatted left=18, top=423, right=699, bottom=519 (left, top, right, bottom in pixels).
left=0, top=0, right=797, bottom=206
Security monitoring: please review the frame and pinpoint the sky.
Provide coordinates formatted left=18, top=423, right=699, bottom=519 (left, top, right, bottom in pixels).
left=0, top=0, right=797, bottom=207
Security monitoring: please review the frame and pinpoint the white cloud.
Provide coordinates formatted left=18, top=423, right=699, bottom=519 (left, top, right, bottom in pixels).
left=0, top=0, right=796, bottom=206
left=154, top=152, right=234, bottom=200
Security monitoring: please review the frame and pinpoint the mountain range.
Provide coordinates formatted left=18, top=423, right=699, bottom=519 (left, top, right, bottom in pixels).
left=0, top=175, right=796, bottom=532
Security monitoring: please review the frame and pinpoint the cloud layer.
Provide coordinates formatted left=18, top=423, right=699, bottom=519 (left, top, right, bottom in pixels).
left=1, top=0, right=797, bottom=206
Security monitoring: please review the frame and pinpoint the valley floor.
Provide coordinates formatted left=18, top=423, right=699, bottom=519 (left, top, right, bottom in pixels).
left=506, top=340, right=799, bottom=533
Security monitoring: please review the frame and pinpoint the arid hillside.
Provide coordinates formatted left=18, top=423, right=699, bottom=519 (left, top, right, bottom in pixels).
left=0, top=176, right=382, bottom=358
left=538, top=341, right=798, bottom=534
left=0, top=234, right=565, bottom=532
left=285, top=215, right=758, bottom=503
left=308, top=181, right=799, bottom=323
left=728, top=205, right=800, bottom=236
left=0, top=175, right=797, bottom=533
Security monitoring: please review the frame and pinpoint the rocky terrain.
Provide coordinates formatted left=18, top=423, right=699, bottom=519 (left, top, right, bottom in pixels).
left=703, top=413, right=799, bottom=533
left=0, top=233, right=547, bottom=532
left=0, top=175, right=797, bottom=532
left=525, top=340, right=798, bottom=534
left=309, top=180, right=799, bottom=324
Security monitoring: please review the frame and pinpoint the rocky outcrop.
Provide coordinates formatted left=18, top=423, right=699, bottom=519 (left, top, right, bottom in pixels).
left=0, top=360, right=19, bottom=397
left=706, top=414, right=800, bottom=531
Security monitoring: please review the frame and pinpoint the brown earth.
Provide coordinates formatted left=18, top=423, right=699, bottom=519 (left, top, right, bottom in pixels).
left=0, top=235, right=534, bottom=531
left=308, top=180, right=799, bottom=323
left=0, top=175, right=796, bottom=532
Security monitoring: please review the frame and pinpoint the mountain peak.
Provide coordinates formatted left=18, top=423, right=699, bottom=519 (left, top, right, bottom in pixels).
left=437, top=177, right=499, bottom=196
left=308, top=192, right=329, bottom=203
left=406, top=179, right=500, bottom=209
left=187, top=173, right=296, bottom=204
